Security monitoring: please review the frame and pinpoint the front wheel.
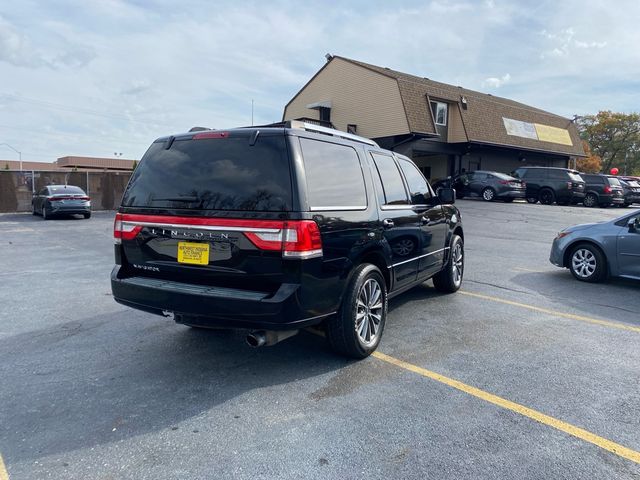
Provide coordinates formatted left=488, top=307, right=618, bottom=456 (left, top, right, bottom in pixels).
left=583, top=193, right=597, bottom=208
left=83, top=212, right=91, bottom=219
left=569, top=244, right=606, bottom=282
left=432, top=234, right=464, bottom=293
left=326, top=264, right=387, bottom=359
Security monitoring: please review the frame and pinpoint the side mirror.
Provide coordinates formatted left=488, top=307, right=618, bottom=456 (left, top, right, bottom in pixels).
left=438, top=187, right=456, bottom=204
left=629, top=217, right=639, bottom=233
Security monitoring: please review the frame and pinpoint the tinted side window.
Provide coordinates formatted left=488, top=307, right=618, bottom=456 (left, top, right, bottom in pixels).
left=300, top=138, right=367, bottom=209
left=525, top=169, right=546, bottom=179
left=473, top=173, right=488, bottom=181
left=398, top=159, right=430, bottom=204
left=548, top=170, right=569, bottom=180
left=371, top=153, right=409, bottom=205
left=39, top=188, right=49, bottom=196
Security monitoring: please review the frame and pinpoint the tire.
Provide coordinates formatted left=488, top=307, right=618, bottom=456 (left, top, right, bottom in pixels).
left=569, top=243, right=606, bottom=283
left=482, top=188, right=496, bottom=202
left=32, top=204, right=37, bottom=216
left=42, top=206, right=48, bottom=220
left=583, top=193, right=597, bottom=208
left=432, top=234, right=464, bottom=293
left=539, top=189, right=555, bottom=205
left=83, top=212, right=91, bottom=219
left=526, top=197, right=538, bottom=204
left=326, top=264, right=387, bottom=359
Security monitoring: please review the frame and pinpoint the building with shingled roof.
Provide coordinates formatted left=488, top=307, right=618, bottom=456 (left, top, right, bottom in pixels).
left=283, top=55, right=584, bottom=181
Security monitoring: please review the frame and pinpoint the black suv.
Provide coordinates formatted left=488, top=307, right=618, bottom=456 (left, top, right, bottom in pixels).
left=111, top=122, right=464, bottom=358
left=511, top=166, right=585, bottom=205
left=580, top=174, right=625, bottom=207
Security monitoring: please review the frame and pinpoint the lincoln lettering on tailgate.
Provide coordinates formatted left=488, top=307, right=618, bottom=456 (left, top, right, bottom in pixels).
left=177, top=241, right=210, bottom=265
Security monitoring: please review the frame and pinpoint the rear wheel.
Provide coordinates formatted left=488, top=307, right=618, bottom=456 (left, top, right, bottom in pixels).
left=83, top=212, right=91, bottom=219
left=482, top=188, right=496, bottom=202
left=432, top=235, right=464, bottom=293
left=42, top=206, right=48, bottom=220
left=583, top=193, right=597, bottom=208
left=569, top=243, right=606, bottom=282
left=539, top=189, right=555, bottom=205
left=326, top=264, right=387, bottom=359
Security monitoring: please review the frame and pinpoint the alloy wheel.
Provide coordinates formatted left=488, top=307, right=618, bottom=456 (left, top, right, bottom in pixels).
left=355, top=278, right=384, bottom=347
left=571, top=248, right=597, bottom=278
left=451, top=242, right=464, bottom=287
left=482, top=189, right=495, bottom=201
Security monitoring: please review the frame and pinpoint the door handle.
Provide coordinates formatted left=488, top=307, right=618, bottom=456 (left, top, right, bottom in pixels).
left=382, top=218, right=394, bottom=229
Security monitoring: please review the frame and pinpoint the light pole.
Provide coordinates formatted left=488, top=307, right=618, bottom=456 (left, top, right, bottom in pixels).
left=0, top=143, right=22, bottom=171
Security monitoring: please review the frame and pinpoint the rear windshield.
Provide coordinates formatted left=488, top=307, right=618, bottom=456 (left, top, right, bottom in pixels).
left=607, top=177, right=621, bottom=186
left=568, top=172, right=583, bottom=182
left=627, top=180, right=640, bottom=187
left=492, top=172, right=514, bottom=180
left=121, top=134, right=292, bottom=211
left=49, top=186, right=85, bottom=195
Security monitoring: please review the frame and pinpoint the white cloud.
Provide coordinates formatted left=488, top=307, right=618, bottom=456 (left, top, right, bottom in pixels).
left=483, top=73, right=511, bottom=88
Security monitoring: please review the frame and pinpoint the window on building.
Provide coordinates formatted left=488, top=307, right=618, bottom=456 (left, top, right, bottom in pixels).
left=347, top=124, right=357, bottom=134
left=430, top=101, right=448, bottom=126
left=299, top=138, right=366, bottom=209
left=318, top=107, right=331, bottom=123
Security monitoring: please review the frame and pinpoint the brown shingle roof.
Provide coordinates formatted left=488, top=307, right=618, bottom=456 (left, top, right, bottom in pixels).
left=335, top=56, right=584, bottom=157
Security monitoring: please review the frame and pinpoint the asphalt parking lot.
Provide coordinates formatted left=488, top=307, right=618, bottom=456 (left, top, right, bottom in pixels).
left=1, top=200, right=639, bottom=479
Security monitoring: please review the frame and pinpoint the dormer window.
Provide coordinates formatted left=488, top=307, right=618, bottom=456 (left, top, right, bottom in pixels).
left=430, top=101, right=448, bottom=126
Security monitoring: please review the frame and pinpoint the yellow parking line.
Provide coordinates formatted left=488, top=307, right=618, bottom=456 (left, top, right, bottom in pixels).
left=0, top=453, right=9, bottom=480
left=372, top=351, right=640, bottom=464
left=459, top=291, right=640, bottom=333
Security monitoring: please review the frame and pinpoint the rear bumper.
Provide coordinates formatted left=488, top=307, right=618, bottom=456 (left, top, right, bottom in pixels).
left=48, top=205, right=91, bottom=215
left=110, top=266, right=333, bottom=330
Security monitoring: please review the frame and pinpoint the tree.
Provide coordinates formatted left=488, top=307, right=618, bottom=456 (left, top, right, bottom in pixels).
left=576, top=111, right=640, bottom=175
left=576, top=140, right=602, bottom=173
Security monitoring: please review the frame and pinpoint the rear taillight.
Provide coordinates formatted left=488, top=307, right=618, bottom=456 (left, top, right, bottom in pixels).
left=79, top=196, right=91, bottom=201
left=604, top=186, right=612, bottom=194
left=245, top=220, right=322, bottom=259
left=47, top=196, right=63, bottom=202
left=111, top=214, right=323, bottom=259
left=113, top=213, right=143, bottom=244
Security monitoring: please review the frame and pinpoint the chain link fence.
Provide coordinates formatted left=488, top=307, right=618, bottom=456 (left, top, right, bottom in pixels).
left=0, top=170, right=132, bottom=213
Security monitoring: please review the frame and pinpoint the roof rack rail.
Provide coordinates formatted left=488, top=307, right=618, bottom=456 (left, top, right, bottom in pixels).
left=288, top=120, right=379, bottom=147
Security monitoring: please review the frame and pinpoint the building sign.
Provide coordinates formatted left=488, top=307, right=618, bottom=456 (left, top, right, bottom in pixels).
left=533, top=123, right=573, bottom=146
left=502, top=117, right=573, bottom=146
left=503, top=118, right=538, bottom=140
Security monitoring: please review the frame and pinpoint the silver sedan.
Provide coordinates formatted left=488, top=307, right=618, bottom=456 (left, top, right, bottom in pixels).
left=550, top=210, right=640, bottom=282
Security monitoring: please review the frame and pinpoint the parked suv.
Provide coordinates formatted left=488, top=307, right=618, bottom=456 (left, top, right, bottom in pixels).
left=580, top=174, right=625, bottom=207
left=111, top=122, right=464, bottom=358
left=511, top=167, right=585, bottom=205
left=617, top=177, right=640, bottom=207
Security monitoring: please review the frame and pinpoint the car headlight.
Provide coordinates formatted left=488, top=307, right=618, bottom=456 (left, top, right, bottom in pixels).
left=556, top=231, right=572, bottom=239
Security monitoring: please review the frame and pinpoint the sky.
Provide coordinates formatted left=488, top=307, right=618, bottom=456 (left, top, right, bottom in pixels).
left=1, top=0, right=639, bottom=163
